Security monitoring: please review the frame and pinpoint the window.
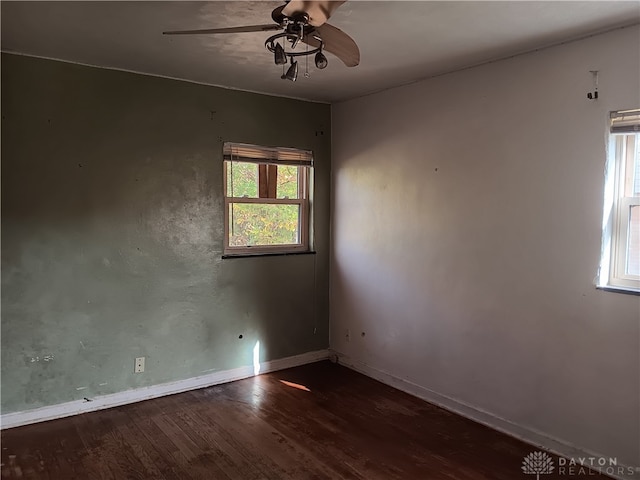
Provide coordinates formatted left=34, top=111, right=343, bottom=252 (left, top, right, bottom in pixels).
left=223, top=142, right=313, bottom=255
left=599, top=109, right=640, bottom=292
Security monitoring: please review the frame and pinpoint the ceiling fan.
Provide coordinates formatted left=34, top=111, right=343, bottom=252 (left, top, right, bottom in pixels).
left=163, top=0, right=359, bottom=82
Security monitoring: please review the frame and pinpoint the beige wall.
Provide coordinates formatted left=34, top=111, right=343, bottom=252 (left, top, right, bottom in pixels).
left=331, top=25, right=640, bottom=467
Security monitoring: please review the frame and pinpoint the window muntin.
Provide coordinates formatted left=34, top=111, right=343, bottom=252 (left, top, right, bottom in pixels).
left=223, top=143, right=312, bottom=255
left=600, top=109, right=640, bottom=291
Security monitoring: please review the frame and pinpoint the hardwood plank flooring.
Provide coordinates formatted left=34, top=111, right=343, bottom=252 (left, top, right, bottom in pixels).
left=1, top=361, right=607, bottom=479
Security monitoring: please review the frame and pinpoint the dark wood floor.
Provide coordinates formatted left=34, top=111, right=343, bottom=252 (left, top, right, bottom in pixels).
left=2, top=361, right=594, bottom=479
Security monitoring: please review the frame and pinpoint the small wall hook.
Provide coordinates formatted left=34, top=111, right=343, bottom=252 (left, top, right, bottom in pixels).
left=587, top=70, right=599, bottom=100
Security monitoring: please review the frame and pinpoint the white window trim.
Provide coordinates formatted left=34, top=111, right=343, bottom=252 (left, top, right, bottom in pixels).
left=222, top=143, right=312, bottom=256
left=599, top=116, right=640, bottom=293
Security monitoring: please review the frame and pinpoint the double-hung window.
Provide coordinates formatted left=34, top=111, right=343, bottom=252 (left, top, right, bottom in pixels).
left=223, top=142, right=313, bottom=255
left=599, top=109, right=640, bottom=292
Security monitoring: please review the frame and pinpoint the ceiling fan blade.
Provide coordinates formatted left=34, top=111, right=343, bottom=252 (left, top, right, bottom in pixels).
left=163, top=24, right=281, bottom=35
left=282, top=0, right=347, bottom=27
left=272, top=5, right=286, bottom=24
left=304, top=23, right=359, bottom=67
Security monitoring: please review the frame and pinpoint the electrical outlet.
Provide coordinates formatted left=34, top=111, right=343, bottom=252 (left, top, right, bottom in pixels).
left=135, top=357, right=145, bottom=373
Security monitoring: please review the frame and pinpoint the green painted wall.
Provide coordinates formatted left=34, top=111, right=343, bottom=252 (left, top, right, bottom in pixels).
left=1, top=53, right=331, bottom=413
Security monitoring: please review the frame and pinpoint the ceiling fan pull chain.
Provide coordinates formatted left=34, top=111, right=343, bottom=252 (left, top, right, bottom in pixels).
left=305, top=39, right=310, bottom=78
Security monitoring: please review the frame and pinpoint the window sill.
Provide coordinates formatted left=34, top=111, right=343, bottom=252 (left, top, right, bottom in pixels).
left=222, top=251, right=316, bottom=259
left=596, top=285, right=640, bottom=296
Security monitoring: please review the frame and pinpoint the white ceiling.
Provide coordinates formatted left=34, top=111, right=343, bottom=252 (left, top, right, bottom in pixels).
left=2, top=1, right=639, bottom=103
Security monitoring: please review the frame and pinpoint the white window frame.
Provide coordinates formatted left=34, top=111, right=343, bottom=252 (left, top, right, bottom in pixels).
left=599, top=109, right=640, bottom=292
left=223, top=142, right=312, bottom=256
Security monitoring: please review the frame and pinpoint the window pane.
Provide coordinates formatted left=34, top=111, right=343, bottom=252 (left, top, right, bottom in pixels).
left=624, top=135, right=640, bottom=197
left=227, top=162, right=258, bottom=198
left=277, top=165, right=300, bottom=199
left=229, top=203, right=299, bottom=246
left=633, top=137, right=640, bottom=196
left=627, top=205, right=640, bottom=275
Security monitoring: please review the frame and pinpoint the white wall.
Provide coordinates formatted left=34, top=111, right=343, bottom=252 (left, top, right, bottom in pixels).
left=331, top=25, right=640, bottom=467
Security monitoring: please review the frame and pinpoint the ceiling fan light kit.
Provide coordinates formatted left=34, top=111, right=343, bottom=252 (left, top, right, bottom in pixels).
left=314, top=51, right=328, bottom=70
left=163, top=0, right=359, bottom=83
left=265, top=29, right=325, bottom=81
left=274, top=42, right=287, bottom=65
left=284, top=60, right=299, bottom=81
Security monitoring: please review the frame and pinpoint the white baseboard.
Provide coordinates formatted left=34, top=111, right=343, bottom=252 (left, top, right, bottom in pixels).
left=332, top=351, right=638, bottom=480
left=1, top=349, right=329, bottom=430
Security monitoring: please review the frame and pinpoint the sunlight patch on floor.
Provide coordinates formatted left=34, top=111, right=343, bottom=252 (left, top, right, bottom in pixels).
left=279, top=380, right=311, bottom=392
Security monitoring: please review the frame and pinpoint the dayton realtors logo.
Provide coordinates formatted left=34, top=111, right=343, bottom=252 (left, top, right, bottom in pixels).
left=522, top=451, right=554, bottom=480
left=522, top=451, right=640, bottom=478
